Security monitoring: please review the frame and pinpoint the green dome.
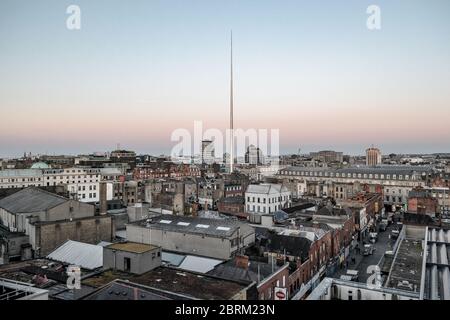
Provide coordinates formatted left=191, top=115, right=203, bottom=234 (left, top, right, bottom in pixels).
left=31, top=162, right=50, bottom=169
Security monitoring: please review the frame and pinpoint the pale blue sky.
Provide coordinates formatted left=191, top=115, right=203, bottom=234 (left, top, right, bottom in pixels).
left=1, top=0, right=449, bottom=156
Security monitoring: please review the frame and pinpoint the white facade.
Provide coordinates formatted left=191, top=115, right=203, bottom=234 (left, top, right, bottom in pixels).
left=0, top=167, right=120, bottom=203
left=308, top=278, right=418, bottom=300
left=278, top=166, right=430, bottom=206
left=245, top=183, right=291, bottom=214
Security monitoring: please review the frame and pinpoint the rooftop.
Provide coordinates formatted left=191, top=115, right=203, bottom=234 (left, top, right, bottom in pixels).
left=0, top=169, right=43, bottom=178
left=161, top=252, right=223, bottom=273
left=256, top=228, right=312, bottom=261
left=83, top=279, right=178, bottom=300
left=129, top=214, right=251, bottom=238
left=0, top=187, right=69, bottom=214
left=47, top=240, right=104, bottom=270
left=246, top=183, right=289, bottom=195
left=30, top=162, right=50, bottom=169
left=386, top=238, right=423, bottom=293
left=106, top=242, right=159, bottom=254
left=82, top=267, right=251, bottom=300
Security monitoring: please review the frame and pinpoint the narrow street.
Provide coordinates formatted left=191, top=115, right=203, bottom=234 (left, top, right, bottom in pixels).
left=332, top=222, right=397, bottom=284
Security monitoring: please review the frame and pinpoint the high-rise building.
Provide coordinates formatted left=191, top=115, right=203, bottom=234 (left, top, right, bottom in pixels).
left=310, top=150, right=343, bottom=163
left=201, top=140, right=215, bottom=164
left=366, top=147, right=382, bottom=166
left=229, top=31, right=234, bottom=173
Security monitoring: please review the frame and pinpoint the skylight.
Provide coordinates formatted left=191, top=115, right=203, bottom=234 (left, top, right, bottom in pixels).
left=159, top=220, right=172, bottom=224
left=196, top=224, right=210, bottom=229
left=216, top=226, right=231, bottom=231
left=177, top=222, right=190, bottom=226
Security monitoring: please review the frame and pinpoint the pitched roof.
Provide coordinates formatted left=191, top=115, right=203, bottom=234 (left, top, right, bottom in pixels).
left=246, top=183, right=288, bottom=195
left=256, top=228, right=312, bottom=260
left=0, top=187, right=68, bottom=214
left=47, top=240, right=104, bottom=270
left=266, top=234, right=312, bottom=260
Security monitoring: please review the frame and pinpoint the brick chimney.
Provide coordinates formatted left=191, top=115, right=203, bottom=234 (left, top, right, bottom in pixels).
left=235, top=255, right=249, bottom=269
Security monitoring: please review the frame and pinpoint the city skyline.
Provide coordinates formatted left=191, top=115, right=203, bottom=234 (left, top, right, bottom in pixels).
left=1, top=0, right=450, bottom=157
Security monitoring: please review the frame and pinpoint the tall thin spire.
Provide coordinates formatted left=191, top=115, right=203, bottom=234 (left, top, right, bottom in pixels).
left=230, top=30, right=234, bottom=173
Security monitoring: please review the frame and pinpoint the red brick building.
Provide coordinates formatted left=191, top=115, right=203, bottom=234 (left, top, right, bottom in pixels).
left=257, top=227, right=333, bottom=298
left=217, top=196, right=247, bottom=219
left=133, top=163, right=200, bottom=180
left=407, top=187, right=438, bottom=216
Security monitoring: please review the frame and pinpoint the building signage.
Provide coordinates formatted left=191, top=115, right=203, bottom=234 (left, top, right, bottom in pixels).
left=274, top=287, right=287, bottom=300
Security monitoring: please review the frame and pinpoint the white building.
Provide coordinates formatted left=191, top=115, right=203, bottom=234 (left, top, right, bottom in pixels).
left=245, top=183, right=291, bottom=214
left=0, top=167, right=121, bottom=203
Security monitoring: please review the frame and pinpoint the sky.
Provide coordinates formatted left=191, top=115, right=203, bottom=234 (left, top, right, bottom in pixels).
left=1, top=0, right=450, bottom=157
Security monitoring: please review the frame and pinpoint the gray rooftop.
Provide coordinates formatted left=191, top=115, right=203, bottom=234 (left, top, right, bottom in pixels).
left=386, top=238, right=423, bottom=293
left=131, top=214, right=252, bottom=238
left=246, top=183, right=288, bottom=195
left=0, top=169, right=43, bottom=178
left=0, top=187, right=68, bottom=214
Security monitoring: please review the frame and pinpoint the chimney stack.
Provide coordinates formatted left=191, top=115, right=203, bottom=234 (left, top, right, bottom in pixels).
left=99, top=182, right=108, bottom=215
left=235, top=255, right=249, bottom=269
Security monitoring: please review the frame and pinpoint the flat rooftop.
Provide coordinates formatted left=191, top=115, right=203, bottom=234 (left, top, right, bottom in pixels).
left=129, top=214, right=249, bottom=238
left=386, top=238, right=424, bottom=293
left=82, top=267, right=250, bottom=300
left=106, top=242, right=159, bottom=254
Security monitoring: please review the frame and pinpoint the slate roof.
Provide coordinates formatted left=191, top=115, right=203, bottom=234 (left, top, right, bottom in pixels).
left=0, top=187, right=69, bottom=214
left=316, top=206, right=351, bottom=217
left=246, top=183, right=288, bottom=195
left=255, top=228, right=312, bottom=260
left=0, top=169, right=43, bottom=178
left=266, top=234, right=312, bottom=260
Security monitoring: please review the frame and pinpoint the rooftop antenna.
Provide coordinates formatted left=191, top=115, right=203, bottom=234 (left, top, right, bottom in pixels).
left=229, top=30, right=234, bottom=173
